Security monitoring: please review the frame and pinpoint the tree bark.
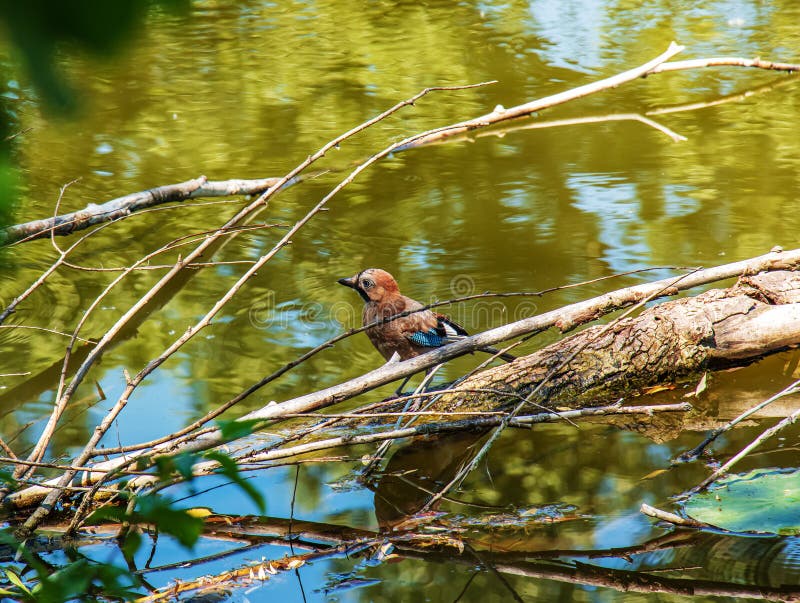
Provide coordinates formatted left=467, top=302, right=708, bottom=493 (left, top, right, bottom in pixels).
left=438, top=271, right=800, bottom=412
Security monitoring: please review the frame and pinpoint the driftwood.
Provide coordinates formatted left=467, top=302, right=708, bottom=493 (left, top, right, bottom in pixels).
left=438, top=271, right=800, bottom=412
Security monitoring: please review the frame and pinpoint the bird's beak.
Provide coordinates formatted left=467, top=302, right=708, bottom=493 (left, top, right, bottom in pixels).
left=337, top=276, right=357, bottom=289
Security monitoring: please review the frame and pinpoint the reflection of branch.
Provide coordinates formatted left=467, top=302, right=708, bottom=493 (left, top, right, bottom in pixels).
left=648, top=74, right=799, bottom=116
left=396, top=530, right=800, bottom=601
left=398, top=42, right=685, bottom=150
left=465, top=542, right=525, bottom=603
left=0, top=324, right=94, bottom=344
left=692, top=402, right=800, bottom=493
left=678, top=377, right=800, bottom=463
left=231, top=402, right=691, bottom=467
left=438, top=113, right=688, bottom=144
left=90, top=512, right=800, bottom=601
left=489, top=559, right=799, bottom=601
left=138, top=540, right=379, bottom=602
left=23, top=512, right=800, bottom=601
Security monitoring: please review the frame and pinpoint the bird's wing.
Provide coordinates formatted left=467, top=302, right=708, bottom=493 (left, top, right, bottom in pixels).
left=406, top=313, right=469, bottom=348
left=408, top=329, right=447, bottom=347
left=435, top=314, right=468, bottom=337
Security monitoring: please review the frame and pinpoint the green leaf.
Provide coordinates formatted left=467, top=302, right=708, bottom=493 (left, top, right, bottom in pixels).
left=120, top=529, right=143, bottom=559
left=172, top=451, right=199, bottom=480
left=35, top=559, right=92, bottom=601
left=32, top=556, right=142, bottom=602
left=205, top=450, right=265, bottom=513
left=683, top=468, right=800, bottom=535
left=4, top=569, right=31, bottom=594
left=85, top=504, right=129, bottom=525
left=153, top=455, right=177, bottom=481
left=135, top=455, right=152, bottom=471
left=152, top=451, right=199, bottom=481
left=136, top=494, right=204, bottom=548
left=217, top=418, right=261, bottom=441
left=0, top=469, right=18, bottom=487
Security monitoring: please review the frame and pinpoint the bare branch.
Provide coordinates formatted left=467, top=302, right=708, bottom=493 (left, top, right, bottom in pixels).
left=651, top=56, right=800, bottom=74
left=397, top=42, right=686, bottom=150
left=1, top=176, right=285, bottom=245
left=12, top=81, right=497, bottom=536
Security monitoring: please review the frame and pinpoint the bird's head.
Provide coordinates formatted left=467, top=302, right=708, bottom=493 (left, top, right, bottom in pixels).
left=338, top=268, right=400, bottom=303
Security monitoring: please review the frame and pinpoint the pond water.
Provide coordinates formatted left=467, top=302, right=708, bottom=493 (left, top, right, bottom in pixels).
left=1, top=0, right=800, bottom=600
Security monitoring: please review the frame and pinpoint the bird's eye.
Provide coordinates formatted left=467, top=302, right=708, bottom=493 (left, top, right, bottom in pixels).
left=361, top=279, right=374, bottom=289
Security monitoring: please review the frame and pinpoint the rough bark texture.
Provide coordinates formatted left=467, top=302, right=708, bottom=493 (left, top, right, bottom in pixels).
left=436, top=271, right=800, bottom=412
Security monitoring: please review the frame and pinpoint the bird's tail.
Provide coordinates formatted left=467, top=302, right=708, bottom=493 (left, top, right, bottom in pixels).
left=479, top=346, right=516, bottom=363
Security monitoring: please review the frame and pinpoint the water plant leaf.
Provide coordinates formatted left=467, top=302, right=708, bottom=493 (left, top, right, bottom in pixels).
left=682, top=468, right=800, bottom=535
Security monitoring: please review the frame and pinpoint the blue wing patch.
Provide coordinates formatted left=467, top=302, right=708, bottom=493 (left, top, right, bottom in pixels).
left=408, top=329, right=445, bottom=348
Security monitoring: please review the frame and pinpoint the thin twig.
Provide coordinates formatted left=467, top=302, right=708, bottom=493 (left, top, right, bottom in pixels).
left=640, top=503, right=710, bottom=528
left=651, top=56, right=800, bottom=74
left=692, top=405, right=800, bottom=492
left=420, top=268, right=703, bottom=512
left=678, top=378, right=800, bottom=461
left=14, top=82, right=497, bottom=536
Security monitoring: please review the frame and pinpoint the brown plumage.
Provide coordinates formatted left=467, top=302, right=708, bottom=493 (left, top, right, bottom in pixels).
left=337, top=268, right=515, bottom=362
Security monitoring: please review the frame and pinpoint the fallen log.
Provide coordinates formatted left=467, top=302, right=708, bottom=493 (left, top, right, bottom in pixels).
left=5, top=256, right=800, bottom=514
left=438, top=270, right=800, bottom=412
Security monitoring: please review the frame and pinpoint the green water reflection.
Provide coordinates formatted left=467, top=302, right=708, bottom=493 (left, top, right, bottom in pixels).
left=1, top=0, right=800, bottom=600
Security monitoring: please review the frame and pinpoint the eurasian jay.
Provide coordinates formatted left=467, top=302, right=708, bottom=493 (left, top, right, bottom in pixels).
left=337, top=268, right=515, bottom=362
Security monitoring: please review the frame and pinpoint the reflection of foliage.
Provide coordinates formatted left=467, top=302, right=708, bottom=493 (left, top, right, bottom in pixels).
left=0, top=0, right=189, bottom=112
left=0, top=0, right=189, bottom=230
left=0, top=78, right=15, bottom=233
left=0, top=528, right=140, bottom=602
